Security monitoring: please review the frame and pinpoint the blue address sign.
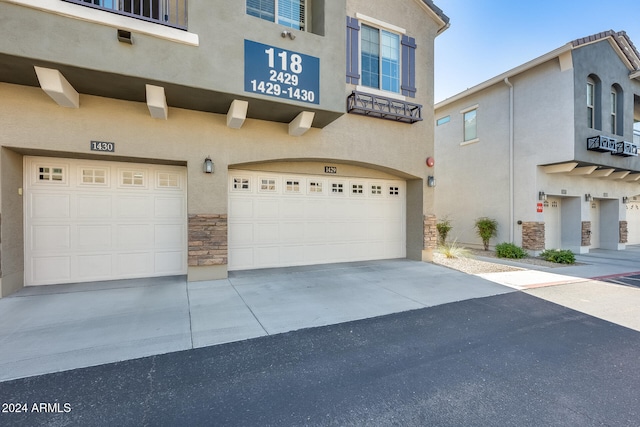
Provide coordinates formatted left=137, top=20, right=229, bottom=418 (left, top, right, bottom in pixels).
left=244, top=40, right=320, bottom=105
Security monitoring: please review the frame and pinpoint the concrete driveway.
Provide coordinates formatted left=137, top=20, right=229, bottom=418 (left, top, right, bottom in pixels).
left=0, top=259, right=512, bottom=382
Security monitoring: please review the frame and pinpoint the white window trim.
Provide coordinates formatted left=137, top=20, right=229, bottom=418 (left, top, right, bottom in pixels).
left=6, top=0, right=199, bottom=46
left=459, top=104, right=479, bottom=114
left=460, top=138, right=480, bottom=147
left=355, top=85, right=407, bottom=101
left=461, top=105, right=478, bottom=144
left=355, top=13, right=406, bottom=34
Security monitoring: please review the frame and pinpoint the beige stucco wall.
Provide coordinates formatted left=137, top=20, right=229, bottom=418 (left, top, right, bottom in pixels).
left=0, top=0, right=444, bottom=295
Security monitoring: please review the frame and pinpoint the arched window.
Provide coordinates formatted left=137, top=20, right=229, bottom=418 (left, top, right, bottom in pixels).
left=611, top=84, right=623, bottom=136
left=587, top=75, right=601, bottom=130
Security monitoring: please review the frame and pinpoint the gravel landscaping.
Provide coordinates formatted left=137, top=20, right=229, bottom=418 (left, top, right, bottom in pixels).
left=432, top=248, right=565, bottom=275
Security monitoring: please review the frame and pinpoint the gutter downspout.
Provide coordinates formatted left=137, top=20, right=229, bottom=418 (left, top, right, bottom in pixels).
left=504, top=77, right=514, bottom=243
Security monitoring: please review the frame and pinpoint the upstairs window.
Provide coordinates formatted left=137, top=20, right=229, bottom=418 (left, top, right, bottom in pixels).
left=587, top=79, right=595, bottom=129
left=346, top=16, right=417, bottom=98
left=247, top=0, right=306, bottom=31
left=361, top=24, right=400, bottom=93
left=611, top=84, right=623, bottom=136
left=587, top=74, right=601, bottom=130
left=610, top=89, right=617, bottom=134
left=463, top=108, right=477, bottom=142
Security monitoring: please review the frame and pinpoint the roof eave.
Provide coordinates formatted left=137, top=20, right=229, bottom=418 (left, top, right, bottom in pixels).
left=416, top=0, right=450, bottom=35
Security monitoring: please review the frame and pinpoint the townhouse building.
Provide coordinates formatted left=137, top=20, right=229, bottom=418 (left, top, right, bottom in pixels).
left=435, top=31, right=640, bottom=253
left=0, top=0, right=448, bottom=296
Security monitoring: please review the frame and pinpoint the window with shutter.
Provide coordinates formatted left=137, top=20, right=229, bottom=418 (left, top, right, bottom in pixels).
left=345, top=15, right=417, bottom=98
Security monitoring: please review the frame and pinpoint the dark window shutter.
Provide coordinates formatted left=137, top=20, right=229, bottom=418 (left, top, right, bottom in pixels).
left=401, top=35, right=417, bottom=98
left=346, top=17, right=360, bottom=84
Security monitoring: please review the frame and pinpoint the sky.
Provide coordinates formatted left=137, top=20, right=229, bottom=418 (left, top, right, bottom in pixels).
left=434, top=0, right=640, bottom=102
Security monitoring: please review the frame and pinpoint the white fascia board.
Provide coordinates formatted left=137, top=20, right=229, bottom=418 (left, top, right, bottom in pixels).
left=412, top=0, right=449, bottom=35
left=5, top=0, right=199, bottom=46
left=436, top=44, right=573, bottom=109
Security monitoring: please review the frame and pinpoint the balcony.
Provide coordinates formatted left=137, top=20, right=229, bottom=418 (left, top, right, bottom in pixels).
left=63, top=0, right=187, bottom=30
left=347, top=91, right=422, bottom=124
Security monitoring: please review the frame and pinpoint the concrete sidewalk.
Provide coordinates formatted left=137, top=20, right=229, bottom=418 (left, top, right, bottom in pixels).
left=1, top=247, right=637, bottom=382
left=0, top=259, right=512, bottom=382
left=473, top=245, right=640, bottom=333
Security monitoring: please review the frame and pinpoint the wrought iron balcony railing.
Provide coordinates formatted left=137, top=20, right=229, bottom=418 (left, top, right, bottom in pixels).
left=347, top=91, right=422, bottom=124
left=63, top=0, right=187, bottom=30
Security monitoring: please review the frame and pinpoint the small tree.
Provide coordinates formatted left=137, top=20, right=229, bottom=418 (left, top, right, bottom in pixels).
left=475, top=217, right=498, bottom=251
left=436, top=218, right=453, bottom=246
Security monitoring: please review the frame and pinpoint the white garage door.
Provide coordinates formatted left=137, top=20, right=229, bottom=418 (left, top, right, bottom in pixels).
left=627, top=200, right=640, bottom=245
left=228, top=170, right=406, bottom=270
left=25, top=157, right=187, bottom=286
left=590, top=200, right=600, bottom=249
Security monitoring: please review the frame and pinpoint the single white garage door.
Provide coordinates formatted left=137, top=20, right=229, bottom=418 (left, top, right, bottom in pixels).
left=228, top=170, right=406, bottom=270
left=544, top=197, right=561, bottom=249
left=627, top=200, right=640, bottom=245
left=25, top=157, right=187, bottom=286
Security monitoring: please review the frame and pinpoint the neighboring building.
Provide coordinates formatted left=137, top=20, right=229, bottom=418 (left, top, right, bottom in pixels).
left=435, top=30, right=640, bottom=253
left=0, top=0, right=449, bottom=297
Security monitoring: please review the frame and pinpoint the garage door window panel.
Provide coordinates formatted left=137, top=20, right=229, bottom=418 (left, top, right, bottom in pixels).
left=285, top=179, right=302, bottom=193
left=36, top=165, right=66, bottom=184
left=121, top=170, right=146, bottom=187
left=259, top=178, right=277, bottom=193
left=351, top=183, right=365, bottom=195
left=232, top=177, right=251, bottom=192
left=80, top=168, right=108, bottom=186
left=331, top=182, right=345, bottom=194
left=389, top=186, right=400, bottom=196
left=157, top=172, right=180, bottom=189
left=308, top=180, right=324, bottom=194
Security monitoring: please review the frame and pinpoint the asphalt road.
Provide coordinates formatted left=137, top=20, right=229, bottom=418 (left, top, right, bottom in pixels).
left=602, top=273, right=640, bottom=289
left=1, top=292, right=639, bottom=426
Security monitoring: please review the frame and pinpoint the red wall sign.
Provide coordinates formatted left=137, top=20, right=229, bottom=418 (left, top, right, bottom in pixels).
left=537, top=203, right=543, bottom=213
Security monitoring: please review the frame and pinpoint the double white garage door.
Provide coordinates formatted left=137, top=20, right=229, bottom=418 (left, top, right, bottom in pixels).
left=228, top=170, right=406, bottom=270
left=25, top=159, right=407, bottom=284
left=25, top=157, right=187, bottom=286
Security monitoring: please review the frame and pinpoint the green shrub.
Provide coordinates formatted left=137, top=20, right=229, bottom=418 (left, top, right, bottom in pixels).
left=495, top=242, right=528, bottom=259
left=474, top=217, right=498, bottom=250
left=436, top=218, right=453, bottom=246
left=540, top=249, right=576, bottom=264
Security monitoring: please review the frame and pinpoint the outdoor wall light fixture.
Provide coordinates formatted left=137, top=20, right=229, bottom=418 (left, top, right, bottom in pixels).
left=203, top=157, right=214, bottom=174
left=427, top=176, right=436, bottom=187
left=585, top=193, right=592, bottom=202
left=538, top=191, right=547, bottom=201
left=622, top=196, right=629, bottom=204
